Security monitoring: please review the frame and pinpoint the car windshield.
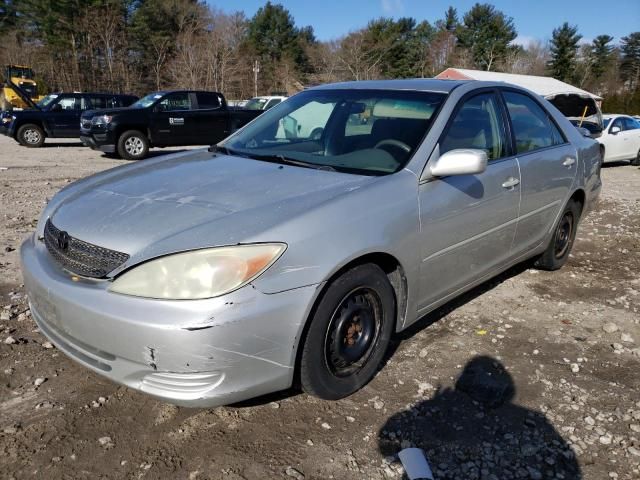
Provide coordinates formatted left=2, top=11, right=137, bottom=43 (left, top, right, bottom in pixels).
left=37, top=94, right=59, bottom=108
left=224, top=89, right=446, bottom=175
left=244, top=97, right=269, bottom=110
left=130, top=92, right=164, bottom=109
left=603, top=118, right=611, bottom=128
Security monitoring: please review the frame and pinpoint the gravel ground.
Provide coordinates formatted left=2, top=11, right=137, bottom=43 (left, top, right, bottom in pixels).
left=0, top=135, right=639, bottom=480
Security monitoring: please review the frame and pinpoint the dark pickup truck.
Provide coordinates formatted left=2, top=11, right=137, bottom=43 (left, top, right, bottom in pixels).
left=80, top=90, right=264, bottom=160
left=3, top=92, right=138, bottom=147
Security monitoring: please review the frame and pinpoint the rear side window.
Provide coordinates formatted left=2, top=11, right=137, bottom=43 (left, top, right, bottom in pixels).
left=440, top=92, right=508, bottom=161
left=503, top=91, right=565, bottom=154
left=57, top=96, right=80, bottom=110
left=623, top=117, right=639, bottom=131
left=196, top=93, right=221, bottom=110
left=82, top=96, right=106, bottom=110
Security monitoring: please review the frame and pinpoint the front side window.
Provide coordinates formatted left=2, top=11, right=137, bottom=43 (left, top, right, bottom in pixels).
left=225, top=89, right=446, bottom=175
left=440, top=92, right=507, bottom=161
left=245, top=97, right=269, bottom=110
left=157, top=93, right=191, bottom=111
left=264, top=98, right=282, bottom=110
left=611, top=118, right=625, bottom=132
left=504, top=91, right=564, bottom=154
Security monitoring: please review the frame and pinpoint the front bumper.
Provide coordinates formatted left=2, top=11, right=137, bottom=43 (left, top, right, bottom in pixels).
left=80, top=133, right=115, bottom=153
left=21, top=235, right=318, bottom=407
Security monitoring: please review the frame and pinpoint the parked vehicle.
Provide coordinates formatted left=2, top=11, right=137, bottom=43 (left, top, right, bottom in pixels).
left=4, top=92, right=138, bottom=147
left=1, top=64, right=45, bottom=111
left=21, top=79, right=601, bottom=407
left=244, top=95, right=287, bottom=111
left=80, top=90, right=263, bottom=160
left=597, top=114, right=640, bottom=165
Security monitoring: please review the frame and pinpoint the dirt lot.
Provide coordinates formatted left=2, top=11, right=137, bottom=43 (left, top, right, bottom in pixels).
left=1, top=135, right=639, bottom=480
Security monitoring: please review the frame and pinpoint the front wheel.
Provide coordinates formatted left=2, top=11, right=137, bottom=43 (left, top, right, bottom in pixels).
left=17, top=123, right=45, bottom=148
left=631, top=149, right=640, bottom=166
left=117, top=130, right=149, bottom=160
left=299, top=264, right=395, bottom=400
left=534, top=199, right=581, bottom=271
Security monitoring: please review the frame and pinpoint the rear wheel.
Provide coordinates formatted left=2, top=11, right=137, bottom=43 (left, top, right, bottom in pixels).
left=299, top=264, right=395, bottom=400
left=17, top=123, right=45, bottom=148
left=117, top=130, right=149, bottom=160
left=534, top=199, right=581, bottom=271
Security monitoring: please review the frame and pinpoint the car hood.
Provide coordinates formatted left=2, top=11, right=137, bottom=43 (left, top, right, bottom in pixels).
left=49, top=150, right=373, bottom=261
left=81, top=106, right=138, bottom=118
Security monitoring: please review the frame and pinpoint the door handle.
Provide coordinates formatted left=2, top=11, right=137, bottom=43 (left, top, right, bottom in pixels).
left=502, top=177, right=520, bottom=189
left=562, top=157, right=576, bottom=167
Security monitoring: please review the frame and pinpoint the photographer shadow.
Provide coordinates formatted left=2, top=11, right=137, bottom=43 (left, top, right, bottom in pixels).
left=378, top=356, right=582, bottom=479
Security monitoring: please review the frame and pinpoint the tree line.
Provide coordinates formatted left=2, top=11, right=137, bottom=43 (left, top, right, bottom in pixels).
left=0, top=1, right=638, bottom=112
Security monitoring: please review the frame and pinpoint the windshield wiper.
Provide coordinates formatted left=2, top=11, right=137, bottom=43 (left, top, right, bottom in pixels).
left=245, top=153, right=335, bottom=171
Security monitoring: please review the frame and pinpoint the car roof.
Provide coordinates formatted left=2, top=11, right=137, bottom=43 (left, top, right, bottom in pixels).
left=312, top=78, right=470, bottom=93
left=602, top=114, right=628, bottom=119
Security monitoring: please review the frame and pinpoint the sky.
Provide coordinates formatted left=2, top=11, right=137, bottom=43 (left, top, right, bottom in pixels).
left=209, top=0, right=640, bottom=45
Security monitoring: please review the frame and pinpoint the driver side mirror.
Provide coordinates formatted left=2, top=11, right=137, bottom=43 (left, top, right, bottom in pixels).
left=424, top=147, right=488, bottom=180
left=610, top=126, right=621, bottom=134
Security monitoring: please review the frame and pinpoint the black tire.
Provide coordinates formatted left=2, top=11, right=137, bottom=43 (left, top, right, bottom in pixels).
left=299, top=264, right=395, bottom=400
left=17, top=123, right=45, bottom=148
left=117, top=130, right=149, bottom=160
left=534, top=199, right=581, bottom=271
left=631, top=149, right=640, bottom=166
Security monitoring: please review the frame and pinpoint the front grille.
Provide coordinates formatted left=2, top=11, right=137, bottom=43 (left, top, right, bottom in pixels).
left=44, top=219, right=129, bottom=278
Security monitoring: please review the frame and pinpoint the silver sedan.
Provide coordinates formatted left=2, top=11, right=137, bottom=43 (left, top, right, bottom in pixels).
left=21, top=79, right=602, bottom=407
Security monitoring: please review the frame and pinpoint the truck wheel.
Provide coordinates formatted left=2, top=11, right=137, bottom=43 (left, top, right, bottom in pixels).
left=534, top=199, right=581, bottom=271
left=299, top=264, right=395, bottom=400
left=17, top=124, right=45, bottom=148
left=117, top=130, right=149, bottom=160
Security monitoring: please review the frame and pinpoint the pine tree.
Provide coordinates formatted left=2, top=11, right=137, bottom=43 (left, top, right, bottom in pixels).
left=547, top=22, right=582, bottom=83
left=620, top=32, right=640, bottom=90
left=456, top=3, right=517, bottom=71
left=590, top=35, right=614, bottom=83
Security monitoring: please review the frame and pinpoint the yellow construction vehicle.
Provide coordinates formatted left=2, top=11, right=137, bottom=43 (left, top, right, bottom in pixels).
left=1, top=65, right=44, bottom=110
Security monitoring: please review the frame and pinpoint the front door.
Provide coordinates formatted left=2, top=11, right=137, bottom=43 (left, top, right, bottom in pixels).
left=501, top=89, right=577, bottom=254
left=149, top=92, right=196, bottom=146
left=418, top=91, right=520, bottom=312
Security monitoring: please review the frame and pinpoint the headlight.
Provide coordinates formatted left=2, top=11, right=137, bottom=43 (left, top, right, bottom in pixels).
left=109, top=243, right=286, bottom=300
left=91, top=115, right=113, bottom=126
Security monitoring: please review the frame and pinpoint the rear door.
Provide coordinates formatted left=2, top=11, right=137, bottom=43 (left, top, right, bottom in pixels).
left=418, top=90, right=520, bottom=311
left=501, top=89, right=577, bottom=255
left=622, top=117, right=640, bottom=159
left=192, top=92, right=229, bottom=144
left=149, top=92, right=196, bottom=146
left=49, top=95, right=82, bottom=137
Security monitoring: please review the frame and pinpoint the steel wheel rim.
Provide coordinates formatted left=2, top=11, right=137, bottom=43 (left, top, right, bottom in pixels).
left=24, top=129, right=40, bottom=144
left=125, top=137, right=144, bottom=155
left=324, top=287, right=382, bottom=378
left=554, top=212, right=574, bottom=259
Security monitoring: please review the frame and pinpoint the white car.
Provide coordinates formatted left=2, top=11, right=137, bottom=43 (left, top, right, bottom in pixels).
left=244, top=96, right=287, bottom=111
left=598, top=114, right=640, bottom=165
